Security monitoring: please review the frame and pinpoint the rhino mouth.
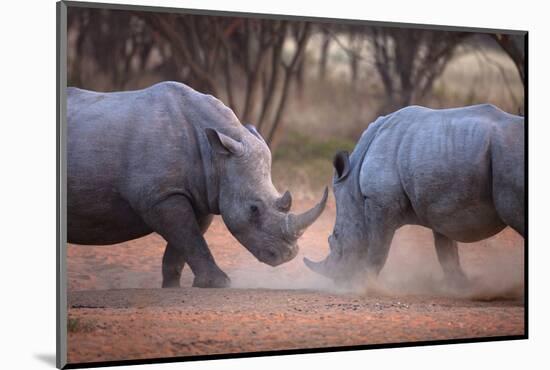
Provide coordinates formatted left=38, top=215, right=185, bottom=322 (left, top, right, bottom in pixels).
left=256, top=187, right=328, bottom=267
left=231, top=188, right=328, bottom=267
left=256, top=243, right=299, bottom=266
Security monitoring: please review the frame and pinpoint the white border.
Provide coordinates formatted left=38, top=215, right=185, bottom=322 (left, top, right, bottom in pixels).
left=2, top=0, right=548, bottom=369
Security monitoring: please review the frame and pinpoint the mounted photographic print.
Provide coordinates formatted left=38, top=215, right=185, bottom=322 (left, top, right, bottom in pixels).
left=56, top=1, right=527, bottom=368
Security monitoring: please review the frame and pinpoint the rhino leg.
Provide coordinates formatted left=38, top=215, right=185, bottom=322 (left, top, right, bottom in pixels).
left=161, top=215, right=214, bottom=288
left=433, top=231, right=468, bottom=285
left=364, top=226, right=396, bottom=278
left=142, top=195, right=230, bottom=288
left=162, top=243, right=186, bottom=288
left=494, top=193, right=524, bottom=237
left=364, top=202, right=398, bottom=278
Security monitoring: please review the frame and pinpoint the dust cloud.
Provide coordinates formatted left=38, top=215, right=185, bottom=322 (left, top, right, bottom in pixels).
left=68, top=212, right=524, bottom=300
left=373, top=225, right=524, bottom=300
left=230, top=225, right=524, bottom=300
left=229, top=254, right=339, bottom=292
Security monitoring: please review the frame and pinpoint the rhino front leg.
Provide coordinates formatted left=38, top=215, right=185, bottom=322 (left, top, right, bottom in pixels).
left=142, top=195, right=230, bottom=288
left=364, top=225, right=396, bottom=278
left=433, top=231, right=468, bottom=286
left=364, top=202, right=398, bottom=278
left=161, top=215, right=213, bottom=288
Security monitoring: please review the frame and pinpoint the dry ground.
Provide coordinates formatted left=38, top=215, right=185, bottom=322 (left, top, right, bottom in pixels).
left=66, top=196, right=525, bottom=365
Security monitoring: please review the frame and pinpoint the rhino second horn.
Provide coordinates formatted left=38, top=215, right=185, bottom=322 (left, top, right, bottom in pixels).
left=276, top=190, right=292, bottom=212
left=283, top=187, right=328, bottom=239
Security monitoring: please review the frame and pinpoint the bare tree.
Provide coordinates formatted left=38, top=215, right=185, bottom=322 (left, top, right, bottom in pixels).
left=318, top=29, right=331, bottom=80
left=345, top=27, right=367, bottom=88
left=69, top=8, right=312, bottom=148
left=68, top=9, right=155, bottom=90
left=319, top=24, right=366, bottom=86
left=139, top=13, right=222, bottom=95
left=266, top=22, right=311, bottom=145
left=144, top=16, right=311, bottom=147
left=369, top=27, right=469, bottom=114
left=490, top=33, right=525, bottom=85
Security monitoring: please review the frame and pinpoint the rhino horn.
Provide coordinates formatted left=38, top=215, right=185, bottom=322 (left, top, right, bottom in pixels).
left=275, top=190, right=292, bottom=212
left=303, top=257, right=331, bottom=277
left=282, top=187, right=328, bottom=240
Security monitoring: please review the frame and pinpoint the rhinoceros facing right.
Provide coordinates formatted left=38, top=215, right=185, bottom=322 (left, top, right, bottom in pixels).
left=305, top=104, right=524, bottom=286
left=68, top=81, right=328, bottom=289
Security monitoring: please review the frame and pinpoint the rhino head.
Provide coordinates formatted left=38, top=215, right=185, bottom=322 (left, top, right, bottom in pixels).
left=206, top=124, right=328, bottom=267
left=304, top=150, right=367, bottom=284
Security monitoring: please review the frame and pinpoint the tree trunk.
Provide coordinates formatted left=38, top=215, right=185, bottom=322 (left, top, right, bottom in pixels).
left=318, top=32, right=330, bottom=79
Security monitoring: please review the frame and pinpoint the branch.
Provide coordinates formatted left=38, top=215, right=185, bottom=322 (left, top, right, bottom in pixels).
left=257, top=21, right=286, bottom=132
left=140, top=13, right=218, bottom=94
left=267, top=22, right=311, bottom=145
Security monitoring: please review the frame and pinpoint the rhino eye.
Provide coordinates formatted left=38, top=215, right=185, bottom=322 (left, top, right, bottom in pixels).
left=248, top=204, right=261, bottom=225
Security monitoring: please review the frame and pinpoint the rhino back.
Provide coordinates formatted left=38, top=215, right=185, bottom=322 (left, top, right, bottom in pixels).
left=360, top=104, right=524, bottom=241
left=67, top=81, right=242, bottom=244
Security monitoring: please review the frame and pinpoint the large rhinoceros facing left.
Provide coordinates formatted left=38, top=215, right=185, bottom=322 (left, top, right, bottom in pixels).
left=305, top=104, right=524, bottom=286
left=67, top=81, right=327, bottom=288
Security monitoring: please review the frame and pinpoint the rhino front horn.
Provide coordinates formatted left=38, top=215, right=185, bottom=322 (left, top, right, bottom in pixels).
left=283, top=187, right=328, bottom=240
left=303, top=257, right=331, bottom=277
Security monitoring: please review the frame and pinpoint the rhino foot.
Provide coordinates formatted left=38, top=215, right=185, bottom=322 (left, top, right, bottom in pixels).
left=445, top=272, right=471, bottom=292
left=192, top=271, right=231, bottom=288
left=161, top=278, right=181, bottom=288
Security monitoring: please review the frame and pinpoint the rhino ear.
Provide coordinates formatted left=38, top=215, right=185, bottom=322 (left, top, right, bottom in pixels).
left=205, top=128, right=244, bottom=156
left=244, top=124, right=266, bottom=144
left=333, top=151, right=350, bottom=182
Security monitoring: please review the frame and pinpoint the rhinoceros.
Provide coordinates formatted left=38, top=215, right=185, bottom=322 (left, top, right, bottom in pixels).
left=67, top=81, right=327, bottom=288
left=304, top=104, right=524, bottom=285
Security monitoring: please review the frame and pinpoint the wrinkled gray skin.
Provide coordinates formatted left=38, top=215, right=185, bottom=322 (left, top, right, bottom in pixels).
left=305, top=104, right=524, bottom=286
left=68, top=81, right=327, bottom=288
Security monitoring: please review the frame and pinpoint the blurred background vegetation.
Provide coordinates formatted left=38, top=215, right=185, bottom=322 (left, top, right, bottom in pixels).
left=67, top=7, right=524, bottom=197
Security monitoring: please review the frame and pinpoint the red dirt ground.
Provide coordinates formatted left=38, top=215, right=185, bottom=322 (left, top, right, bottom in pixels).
left=66, top=197, right=525, bottom=364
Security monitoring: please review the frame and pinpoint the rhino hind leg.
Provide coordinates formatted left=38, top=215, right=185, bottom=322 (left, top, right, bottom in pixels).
left=141, top=195, right=230, bottom=288
left=491, top=146, right=524, bottom=238
left=493, top=190, right=524, bottom=237
left=433, top=231, right=468, bottom=286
